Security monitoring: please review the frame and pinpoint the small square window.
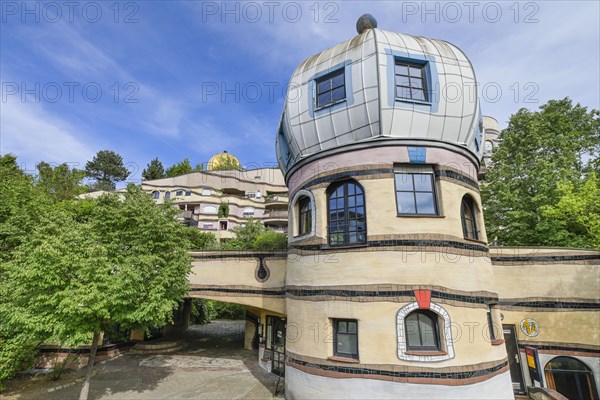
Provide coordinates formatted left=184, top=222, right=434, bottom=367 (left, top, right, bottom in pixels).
left=185, top=190, right=192, bottom=196
left=394, top=168, right=438, bottom=215
left=333, top=319, right=358, bottom=359
left=316, top=68, right=346, bottom=108
left=176, top=190, right=183, bottom=196
left=395, top=60, right=429, bottom=102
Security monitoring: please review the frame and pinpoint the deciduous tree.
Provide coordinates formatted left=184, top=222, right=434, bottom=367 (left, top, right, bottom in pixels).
left=482, top=98, right=599, bottom=247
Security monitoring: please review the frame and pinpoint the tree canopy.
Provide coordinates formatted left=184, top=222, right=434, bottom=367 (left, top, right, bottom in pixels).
left=221, top=219, right=287, bottom=250
left=0, top=155, right=194, bottom=395
left=165, top=158, right=203, bottom=178
left=482, top=98, right=599, bottom=247
left=36, top=161, right=87, bottom=200
left=142, top=157, right=166, bottom=181
left=85, top=150, right=130, bottom=191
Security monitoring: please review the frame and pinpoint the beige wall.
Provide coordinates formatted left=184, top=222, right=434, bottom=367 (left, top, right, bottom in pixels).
left=190, top=256, right=285, bottom=289
left=285, top=299, right=507, bottom=367
left=286, top=251, right=496, bottom=294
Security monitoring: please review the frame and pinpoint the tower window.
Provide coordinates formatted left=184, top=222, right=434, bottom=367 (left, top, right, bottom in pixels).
left=333, top=319, right=358, bottom=359
left=405, top=310, right=440, bottom=351
left=461, top=195, right=479, bottom=240
left=298, top=196, right=312, bottom=236
left=327, top=181, right=366, bottom=246
left=395, top=169, right=438, bottom=215
left=316, top=68, right=345, bottom=108
left=395, top=61, right=428, bottom=102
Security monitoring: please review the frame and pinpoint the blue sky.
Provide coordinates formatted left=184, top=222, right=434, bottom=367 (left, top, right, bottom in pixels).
left=1, top=1, right=599, bottom=183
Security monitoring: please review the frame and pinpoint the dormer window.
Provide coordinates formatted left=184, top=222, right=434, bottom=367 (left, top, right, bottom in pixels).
left=395, top=60, right=428, bottom=102
left=316, top=68, right=345, bottom=108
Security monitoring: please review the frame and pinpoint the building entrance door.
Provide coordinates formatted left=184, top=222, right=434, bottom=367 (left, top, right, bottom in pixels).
left=266, top=316, right=286, bottom=377
left=503, top=324, right=525, bottom=394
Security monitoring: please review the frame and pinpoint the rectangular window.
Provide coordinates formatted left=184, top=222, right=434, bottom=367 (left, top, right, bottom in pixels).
left=185, top=190, right=192, bottom=196
left=395, top=60, right=428, bottom=102
left=487, top=306, right=496, bottom=341
left=202, top=189, right=211, bottom=196
left=202, top=223, right=213, bottom=229
left=247, top=192, right=256, bottom=198
left=176, top=190, right=184, bottom=196
left=316, top=68, right=346, bottom=108
left=333, top=319, right=358, bottom=359
left=394, top=167, right=438, bottom=215
left=298, top=197, right=312, bottom=236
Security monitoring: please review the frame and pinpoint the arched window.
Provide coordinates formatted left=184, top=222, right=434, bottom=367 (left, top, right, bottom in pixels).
left=327, top=181, right=366, bottom=246
left=298, top=196, right=312, bottom=236
left=405, top=310, right=440, bottom=351
left=151, top=191, right=160, bottom=199
left=461, top=195, right=478, bottom=240
left=165, top=191, right=171, bottom=200
left=545, top=357, right=598, bottom=400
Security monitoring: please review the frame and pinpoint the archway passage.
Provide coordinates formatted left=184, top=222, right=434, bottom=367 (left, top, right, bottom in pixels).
left=545, top=356, right=598, bottom=400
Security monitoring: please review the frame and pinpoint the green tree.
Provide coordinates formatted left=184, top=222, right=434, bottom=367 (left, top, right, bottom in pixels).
left=185, top=227, right=218, bottom=250
left=36, top=161, right=87, bottom=201
left=210, top=156, right=240, bottom=171
left=142, top=157, right=166, bottom=181
left=218, top=202, right=229, bottom=218
left=2, top=185, right=192, bottom=399
left=253, top=231, right=288, bottom=250
left=482, top=98, right=599, bottom=247
left=540, top=172, right=600, bottom=249
left=85, top=150, right=130, bottom=191
left=165, top=158, right=203, bottom=178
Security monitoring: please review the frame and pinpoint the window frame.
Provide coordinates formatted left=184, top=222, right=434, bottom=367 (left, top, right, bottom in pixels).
left=165, top=191, right=171, bottom=200
left=333, top=319, right=359, bottom=360
left=461, top=195, right=479, bottom=240
left=326, top=180, right=367, bottom=247
left=298, top=196, right=312, bottom=236
left=394, top=60, right=429, bottom=103
left=151, top=191, right=160, bottom=199
left=394, top=167, right=439, bottom=216
left=176, top=190, right=184, bottom=197
left=315, top=68, right=346, bottom=109
left=405, top=310, right=441, bottom=351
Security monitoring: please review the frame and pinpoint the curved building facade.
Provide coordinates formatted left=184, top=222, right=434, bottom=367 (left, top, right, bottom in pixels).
left=278, top=17, right=511, bottom=399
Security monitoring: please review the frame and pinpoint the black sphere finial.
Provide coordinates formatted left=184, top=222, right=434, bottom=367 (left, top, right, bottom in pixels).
left=356, top=14, right=377, bottom=34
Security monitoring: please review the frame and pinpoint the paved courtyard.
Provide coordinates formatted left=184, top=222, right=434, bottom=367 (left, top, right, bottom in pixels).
left=1, top=321, right=283, bottom=400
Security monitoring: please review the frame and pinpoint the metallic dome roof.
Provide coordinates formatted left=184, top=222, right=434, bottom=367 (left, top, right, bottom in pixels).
left=206, top=151, right=241, bottom=171
left=276, top=27, right=483, bottom=177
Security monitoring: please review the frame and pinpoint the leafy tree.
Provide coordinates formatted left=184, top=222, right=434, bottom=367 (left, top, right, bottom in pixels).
left=185, top=227, right=218, bottom=250
left=482, top=98, right=599, bottom=247
left=36, top=161, right=87, bottom=201
left=165, top=158, right=203, bottom=178
left=85, top=150, right=130, bottom=191
left=540, top=172, right=600, bottom=249
left=2, top=185, right=192, bottom=399
left=141, top=157, right=166, bottom=181
left=253, top=231, right=288, bottom=250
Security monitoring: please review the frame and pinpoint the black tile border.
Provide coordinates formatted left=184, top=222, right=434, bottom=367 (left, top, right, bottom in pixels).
left=517, top=343, right=600, bottom=355
left=492, top=254, right=600, bottom=263
left=287, top=356, right=508, bottom=381
left=292, top=166, right=479, bottom=195
left=292, top=238, right=489, bottom=253
left=499, top=300, right=600, bottom=310
left=189, top=287, right=285, bottom=297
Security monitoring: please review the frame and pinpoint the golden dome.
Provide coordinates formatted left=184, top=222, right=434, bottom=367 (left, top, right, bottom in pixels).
left=207, top=151, right=241, bottom=171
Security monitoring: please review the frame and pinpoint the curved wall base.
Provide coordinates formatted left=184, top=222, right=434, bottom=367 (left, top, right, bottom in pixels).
left=284, top=366, right=514, bottom=400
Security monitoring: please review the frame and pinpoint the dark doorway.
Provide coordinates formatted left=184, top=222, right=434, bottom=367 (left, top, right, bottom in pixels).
left=545, top=356, right=598, bottom=400
left=266, top=316, right=286, bottom=377
left=503, top=324, right=525, bottom=394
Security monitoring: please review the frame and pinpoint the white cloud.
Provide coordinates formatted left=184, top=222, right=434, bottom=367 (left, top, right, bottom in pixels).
left=0, top=100, right=95, bottom=169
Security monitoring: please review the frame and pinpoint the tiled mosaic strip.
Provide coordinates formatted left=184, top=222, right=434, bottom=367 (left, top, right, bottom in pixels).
left=499, top=300, right=600, bottom=310
left=191, top=251, right=287, bottom=260
left=189, top=287, right=285, bottom=296
left=287, top=288, right=497, bottom=305
left=294, top=166, right=479, bottom=195
left=434, top=169, right=479, bottom=190
left=517, top=343, right=600, bottom=355
left=292, top=238, right=489, bottom=254
left=287, top=356, right=508, bottom=381
left=492, top=254, right=600, bottom=263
